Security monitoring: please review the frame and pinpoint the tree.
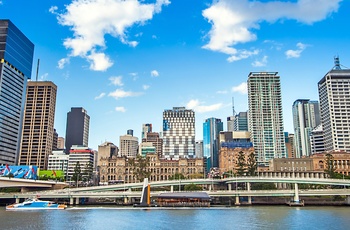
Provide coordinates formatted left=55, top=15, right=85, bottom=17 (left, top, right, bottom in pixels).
left=129, top=155, right=151, bottom=182
left=83, top=161, right=94, bottom=183
left=246, top=152, right=257, bottom=176
left=169, top=173, right=186, bottom=180
left=71, top=161, right=82, bottom=186
left=236, top=151, right=246, bottom=176
left=184, top=183, right=202, bottom=191
left=325, top=153, right=336, bottom=178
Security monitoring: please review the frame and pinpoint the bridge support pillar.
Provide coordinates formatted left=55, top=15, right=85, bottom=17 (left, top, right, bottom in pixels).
left=170, top=185, right=174, bottom=192
left=124, top=196, right=129, bottom=204
left=293, top=183, right=300, bottom=203
left=16, top=198, right=20, bottom=203
left=247, top=182, right=252, bottom=205
left=235, top=196, right=240, bottom=206
left=228, top=184, right=232, bottom=191
left=70, top=197, right=74, bottom=205
left=76, top=197, right=80, bottom=205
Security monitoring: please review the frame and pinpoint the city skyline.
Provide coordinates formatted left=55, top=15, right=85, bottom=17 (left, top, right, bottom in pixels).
left=1, top=0, right=349, bottom=151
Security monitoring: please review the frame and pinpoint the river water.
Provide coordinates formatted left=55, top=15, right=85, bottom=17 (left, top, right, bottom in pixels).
left=1, top=206, right=349, bottom=230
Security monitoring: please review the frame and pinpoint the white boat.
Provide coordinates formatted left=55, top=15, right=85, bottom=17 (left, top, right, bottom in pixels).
left=6, top=198, right=67, bottom=210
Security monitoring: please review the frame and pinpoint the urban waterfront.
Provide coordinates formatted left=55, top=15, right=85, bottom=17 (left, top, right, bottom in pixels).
left=1, top=206, right=350, bottom=230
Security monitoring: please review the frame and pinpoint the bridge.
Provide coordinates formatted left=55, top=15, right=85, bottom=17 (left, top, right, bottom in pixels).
left=0, top=177, right=67, bottom=191
left=1, top=176, right=350, bottom=206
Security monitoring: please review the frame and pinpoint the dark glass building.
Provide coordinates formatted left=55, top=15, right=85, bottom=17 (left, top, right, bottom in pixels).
left=0, top=20, right=34, bottom=165
left=65, top=107, right=90, bottom=153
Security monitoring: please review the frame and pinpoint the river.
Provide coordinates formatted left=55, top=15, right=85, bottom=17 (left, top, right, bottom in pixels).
left=1, top=206, right=349, bottom=229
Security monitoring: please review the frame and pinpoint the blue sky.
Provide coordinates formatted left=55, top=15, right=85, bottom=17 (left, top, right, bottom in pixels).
left=1, top=0, right=349, bottom=151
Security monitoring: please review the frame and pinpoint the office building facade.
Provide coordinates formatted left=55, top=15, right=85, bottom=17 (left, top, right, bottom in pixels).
left=119, top=133, right=139, bottom=158
left=248, top=72, right=286, bottom=166
left=292, top=99, right=320, bottom=157
left=203, top=117, right=223, bottom=171
left=0, top=20, right=34, bottom=165
left=318, top=57, right=350, bottom=152
left=19, top=81, right=57, bottom=169
left=142, top=132, right=163, bottom=157
left=65, top=107, right=90, bottom=153
left=162, top=107, right=195, bottom=159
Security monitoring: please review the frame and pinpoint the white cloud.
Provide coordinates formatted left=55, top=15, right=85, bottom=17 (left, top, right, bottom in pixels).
left=186, top=99, right=223, bottom=113
left=202, top=0, right=341, bottom=61
left=285, top=42, right=308, bottom=59
left=39, top=73, right=49, bottom=81
left=232, top=82, right=247, bottom=94
left=115, top=106, right=126, bottom=112
left=109, top=76, right=123, bottom=86
left=252, top=55, right=268, bottom=67
left=151, top=70, right=159, bottom=77
left=86, top=51, right=113, bottom=71
left=94, top=92, right=106, bottom=100
left=49, top=6, right=58, bottom=13
left=57, top=57, right=70, bottom=69
left=53, top=0, right=170, bottom=71
left=143, top=85, right=150, bottom=90
left=108, top=89, right=142, bottom=99
left=216, top=90, right=228, bottom=94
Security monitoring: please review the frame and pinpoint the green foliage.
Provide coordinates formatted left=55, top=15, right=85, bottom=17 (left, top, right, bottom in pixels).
left=169, top=173, right=186, bottom=180
left=236, top=151, right=246, bottom=176
left=246, top=152, right=257, bottom=176
left=71, top=161, right=82, bottom=185
left=325, top=153, right=337, bottom=178
left=184, top=183, right=202, bottom=191
left=129, top=155, right=151, bottom=182
left=251, top=182, right=277, bottom=190
left=83, top=161, right=94, bottom=182
left=0, top=187, right=21, bottom=193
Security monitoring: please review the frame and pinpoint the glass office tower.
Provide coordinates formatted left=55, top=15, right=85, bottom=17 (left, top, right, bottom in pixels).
left=203, top=118, right=223, bottom=172
left=0, top=20, right=34, bottom=165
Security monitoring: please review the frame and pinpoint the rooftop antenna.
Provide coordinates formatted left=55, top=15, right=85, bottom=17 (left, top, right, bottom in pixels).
left=333, top=56, right=349, bottom=70
left=232, top=97, right=236, bottom=116
left=35, top=59, right=40, bottom=81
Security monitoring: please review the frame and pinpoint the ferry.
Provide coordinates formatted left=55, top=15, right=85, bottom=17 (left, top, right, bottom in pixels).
left=6, top=198, right=67, bottom=210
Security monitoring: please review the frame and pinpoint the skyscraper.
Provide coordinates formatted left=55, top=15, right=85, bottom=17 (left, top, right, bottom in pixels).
left=119, top=132, right=138, bottom=158
left=141, top=123, right=152, bottom=139
left=234, top=112, right=248, bottom=131
left=203, top=118, right=223, bottom=172
left=19, top=81, right=57, bottom=169
left=163, top=107, right=195, bottom=159
left=248, top=72, right=286, bottom=166
left=0, top=20, right=34, bottom=165
left=65, top=107, right=90, bottom=153
left=292, top=99, right=320, bottom=157
left=318, top=57, right=350, bottom=152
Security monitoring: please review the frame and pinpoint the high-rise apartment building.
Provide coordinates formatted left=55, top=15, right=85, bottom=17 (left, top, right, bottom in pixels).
left=0, top=20, right=34, bottom=165
left=65, top=107, right=90, bottom=153
left=119, top=133, right=139, bottom=158
left=292, top=99, right=320, bottom=157
left=285, top=132, right=295, bottom=158
left=19, top=81, right=57, bottom=169
left=203, top=118, right=223, bottom=171
left=318, top=57, right=350, bottom=152
left=163, top=107, right=195, bottom=159
left=248, top=72, right=286, bottom=166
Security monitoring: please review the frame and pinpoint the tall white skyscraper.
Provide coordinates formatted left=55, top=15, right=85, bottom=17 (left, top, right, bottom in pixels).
left=162, top=107, right=195, bottom=159
left=292, top=99, right=320, bottom=158
left=248, top=72, right=286, bottom=166
left=318, top=57, right=350, bottom=152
